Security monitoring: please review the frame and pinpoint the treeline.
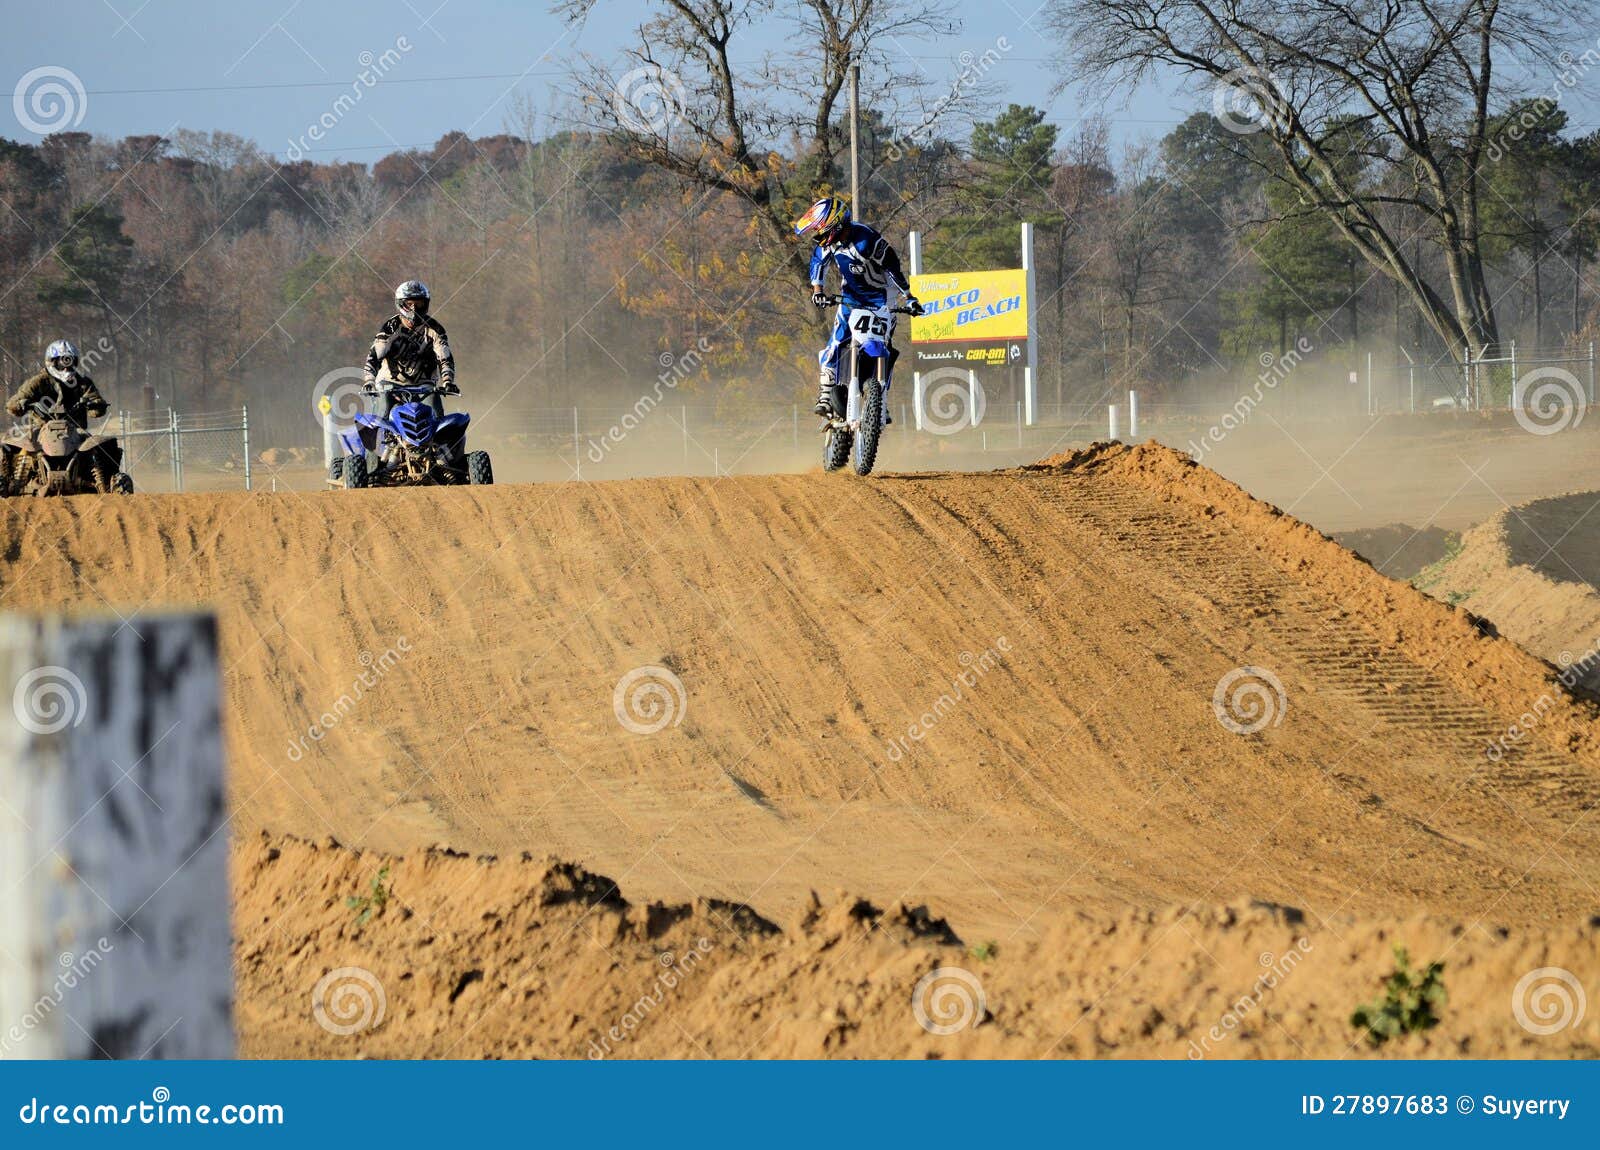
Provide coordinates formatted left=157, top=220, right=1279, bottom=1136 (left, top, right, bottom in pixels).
left=1, top=101, right=1596, bottom=443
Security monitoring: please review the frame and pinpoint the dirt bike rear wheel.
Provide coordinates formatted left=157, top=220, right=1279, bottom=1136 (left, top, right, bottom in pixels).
left=467, top=450, right=493, bottom=485
left=343, top=454, right=369, bottom=490
left=852, top=379, right=884, bottom=476
left=110, top=473, right=133, bottom=495
left=823, top=426, right=851, bottom=472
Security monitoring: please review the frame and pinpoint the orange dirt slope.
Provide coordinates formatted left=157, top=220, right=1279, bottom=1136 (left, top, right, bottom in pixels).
left=3, top=442, right=1599, bottom=1031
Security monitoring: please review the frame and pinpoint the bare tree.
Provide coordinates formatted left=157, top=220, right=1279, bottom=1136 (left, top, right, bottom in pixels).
left=1047, top=0, right=1585, bottom=362
left=554, top=0, right=959, bottom=292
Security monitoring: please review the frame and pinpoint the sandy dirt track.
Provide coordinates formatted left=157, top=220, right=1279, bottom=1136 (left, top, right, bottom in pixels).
left=4, top=442, right=1600, bottom=1056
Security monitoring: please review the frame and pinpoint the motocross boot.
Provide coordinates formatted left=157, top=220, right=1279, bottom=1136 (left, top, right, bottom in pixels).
left=814, top=367, right=835, bottom=417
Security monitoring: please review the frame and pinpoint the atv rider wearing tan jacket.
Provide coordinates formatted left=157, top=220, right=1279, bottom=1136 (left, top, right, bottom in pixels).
left=362, top=280, right=456, bottom=420
left=3, top=340, right=110, bottom=491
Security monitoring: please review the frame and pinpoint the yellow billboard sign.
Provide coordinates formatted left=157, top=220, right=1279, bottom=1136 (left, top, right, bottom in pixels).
left=909, top=268, right=1029, bottom=344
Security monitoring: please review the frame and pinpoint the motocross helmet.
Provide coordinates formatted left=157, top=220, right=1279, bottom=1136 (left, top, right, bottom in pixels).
left=793, top=197, right=850, bottom=246
left=45, top=339, right=80, bottom=383
left=395, top=280, right=430, bottom=324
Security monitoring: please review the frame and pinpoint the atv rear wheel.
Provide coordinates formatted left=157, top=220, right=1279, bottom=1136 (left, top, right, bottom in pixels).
left=852, top=379, right=884, bottom=476
left=822, top=425, right=851, bottom=472
left=110, top=473, right=133, bottom=495
left=467, top=450, right=493, bottom=485
left=328, top=456, right=344, bottom=484
left=343, top=454, right=368, bottom=490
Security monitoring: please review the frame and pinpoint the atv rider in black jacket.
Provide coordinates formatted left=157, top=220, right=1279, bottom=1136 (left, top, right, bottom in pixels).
left=362, top=280, right=456, bottom=419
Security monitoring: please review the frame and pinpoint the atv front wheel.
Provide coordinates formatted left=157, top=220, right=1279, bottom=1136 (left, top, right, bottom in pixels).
left=110, top=473, right=134, bottom=495
left=343, top=454, right=368, bottom=490
left=467, top=450, right=494, bottom=485
left=328, top=456, right=344, bottom=484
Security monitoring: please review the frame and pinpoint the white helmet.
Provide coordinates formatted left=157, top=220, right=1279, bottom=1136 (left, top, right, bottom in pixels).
left=45, top=339, right=80, bottom=384
left=394, top=280, right=430, bottom=322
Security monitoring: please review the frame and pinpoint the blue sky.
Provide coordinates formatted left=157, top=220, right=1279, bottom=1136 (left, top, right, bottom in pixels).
left=5, top=0, right=1195, bottom=160
left=7, top=2, right=1598, bottom=163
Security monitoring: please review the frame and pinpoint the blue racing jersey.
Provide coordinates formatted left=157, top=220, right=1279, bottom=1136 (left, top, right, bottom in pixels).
left=808, top=222, right=912, bottom=308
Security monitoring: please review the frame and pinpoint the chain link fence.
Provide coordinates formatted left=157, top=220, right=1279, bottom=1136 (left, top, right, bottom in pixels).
left=117, top=407, right=253, bottom=493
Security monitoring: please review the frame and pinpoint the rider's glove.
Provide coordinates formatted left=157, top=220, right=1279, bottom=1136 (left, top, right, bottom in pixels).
left=443, top=382, right=460, bottom=395
left=361, top=373, right=378, bottom=396
left=811, top=288, right=829, bottom=308
left=905, top=296, right=924, bottom=317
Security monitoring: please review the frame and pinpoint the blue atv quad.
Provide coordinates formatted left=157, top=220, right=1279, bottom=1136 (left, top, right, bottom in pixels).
left=329, top=382, right=493, bottom=489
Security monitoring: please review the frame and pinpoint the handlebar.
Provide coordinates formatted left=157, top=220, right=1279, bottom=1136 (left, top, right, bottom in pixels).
left=363, top=381, right=459, bottom=397
left=818, top=294, right=921, bottom=316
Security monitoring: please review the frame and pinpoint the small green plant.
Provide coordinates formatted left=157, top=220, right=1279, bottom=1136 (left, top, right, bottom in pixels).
left=1444, top=589, right=1476, bottom=605
left=968, top=940, right=999, bottom=963
left=346, top=865, right=391, bottom=926
left=1350, top=945, right=1446, bottom=1045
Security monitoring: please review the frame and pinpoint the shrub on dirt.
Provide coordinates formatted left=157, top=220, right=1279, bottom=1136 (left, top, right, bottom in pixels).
left=1350, top=945, right=1446, bottom=1045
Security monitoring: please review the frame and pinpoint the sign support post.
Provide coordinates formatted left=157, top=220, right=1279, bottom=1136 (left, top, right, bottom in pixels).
left=908, top=230, right=924, bottom=431
left=1021, top=221, right=1037, bottom=426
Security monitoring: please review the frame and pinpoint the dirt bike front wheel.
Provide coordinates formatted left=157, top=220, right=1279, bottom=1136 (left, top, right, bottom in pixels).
left=851, top=379, right=884, bottom=476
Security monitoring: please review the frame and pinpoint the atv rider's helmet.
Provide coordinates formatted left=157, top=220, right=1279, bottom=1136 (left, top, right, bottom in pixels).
left=395, top=280, right=430, bottom=326
left=793, top=197, right=851, bottom=246
left=45, top=339, right=80, bottom=384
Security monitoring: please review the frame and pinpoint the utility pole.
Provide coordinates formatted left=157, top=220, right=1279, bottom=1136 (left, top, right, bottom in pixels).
left=849, top=62, right=861, bottom=215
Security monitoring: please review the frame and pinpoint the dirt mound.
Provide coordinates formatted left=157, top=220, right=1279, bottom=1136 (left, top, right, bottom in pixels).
left=5, top=440, right=1600, bottom=954
left=237, top=833, right=1600, bottom=1059
left=1333, top=523, right=1458, bottom=581
left=1421, top=491, right=1600, bottom=691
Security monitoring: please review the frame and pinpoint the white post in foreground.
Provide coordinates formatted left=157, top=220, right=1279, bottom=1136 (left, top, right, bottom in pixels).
left=0, top=612, right=232, bottom=1059
left=1109, top=403, right=1121, bottom=441
left=1128, top=390, right=1139, bottom=439
left=969, top=370, right=983, bottom=428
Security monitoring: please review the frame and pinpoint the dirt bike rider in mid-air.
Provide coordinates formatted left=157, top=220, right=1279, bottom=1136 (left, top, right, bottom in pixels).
left=3, top=340, right=110, bottom=490
left=792, top=196, right=921, bottom=420
left=362, top=280, right=457, bottom=425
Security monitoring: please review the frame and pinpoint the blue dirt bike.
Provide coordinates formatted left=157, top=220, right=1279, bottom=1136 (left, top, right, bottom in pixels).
left=329, top=382, right=493, bottom=489
left=819, top=294, right=917, bottom=476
